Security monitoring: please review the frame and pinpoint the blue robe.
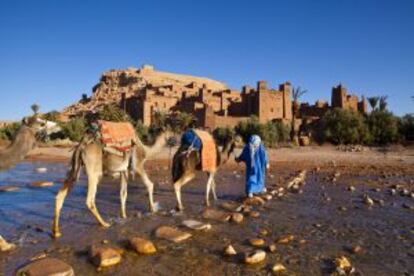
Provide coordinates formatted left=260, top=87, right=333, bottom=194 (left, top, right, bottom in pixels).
left=237, top=144, right=268, bottom=195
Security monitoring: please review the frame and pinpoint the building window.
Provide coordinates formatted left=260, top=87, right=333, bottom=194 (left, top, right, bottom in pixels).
left=270, top=108, right=274, bottom=113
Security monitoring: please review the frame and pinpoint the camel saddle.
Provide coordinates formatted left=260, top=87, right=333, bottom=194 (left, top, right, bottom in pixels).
left=192, top=129, right=217, bottom=172
left=98, top=120, right=136, bottom=156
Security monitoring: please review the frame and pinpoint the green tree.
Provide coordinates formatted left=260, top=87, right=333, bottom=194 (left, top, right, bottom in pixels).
left=43, top=110, right=61, bottom=122
left=291, top=86, right=307, bottom=141
left=399, top=114, right=414, bottom=141
left=31, top=104, right=40, bottom=115
left=321, top=108, right=369, bottom=145
left=379, top=95, right=388, bottom=111
left=234, top=116, right=289, bottom=147
left=366, top=110, right=399, bottom=145
left=0, top=122, right=21, bottom=141
left=213, top=127, right=235, bottom=146
left=98, top=104, right=131, bottom=122
left=367, top=97, right=379, bottom=111
left=134, top=120, right=149, bottom=142
left=60, top=118, right=86, bottom=142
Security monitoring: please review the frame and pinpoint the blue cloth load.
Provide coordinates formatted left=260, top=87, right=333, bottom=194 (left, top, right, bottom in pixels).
left=181, top=130, right=202, bottom=150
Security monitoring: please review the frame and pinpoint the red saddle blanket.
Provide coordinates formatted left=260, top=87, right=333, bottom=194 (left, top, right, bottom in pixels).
left=98, top=120, right=136, bottom=152
left=193, top=129, right=217, bottom=172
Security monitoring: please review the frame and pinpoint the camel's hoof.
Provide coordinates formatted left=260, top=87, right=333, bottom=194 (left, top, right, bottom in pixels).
left=175, top=206, right=184, bottom=212
left=101, top=223, right=111, bottom=228
left=52, top=231, right=62, bottom=239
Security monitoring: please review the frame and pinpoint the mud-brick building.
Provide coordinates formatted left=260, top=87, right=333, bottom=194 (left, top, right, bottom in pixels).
left=299, top=84, right=367, bottom=121
left=331, top=84, right=367, bottom=113
left=122, top=79, right=293, bottom=129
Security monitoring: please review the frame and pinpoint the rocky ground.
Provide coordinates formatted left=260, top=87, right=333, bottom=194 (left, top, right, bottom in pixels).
left=0, top=146, right=413, bottom=275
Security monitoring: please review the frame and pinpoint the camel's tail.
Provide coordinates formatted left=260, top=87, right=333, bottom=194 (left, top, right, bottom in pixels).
left=64, top=143, right=83, bottom=189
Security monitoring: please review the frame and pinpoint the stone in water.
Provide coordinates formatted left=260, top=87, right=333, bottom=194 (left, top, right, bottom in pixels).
left=182, top=220, right=212, bottom=231
left=155, top=226, right=192, bottom=243
left=17, top=257, right=74, bottom=276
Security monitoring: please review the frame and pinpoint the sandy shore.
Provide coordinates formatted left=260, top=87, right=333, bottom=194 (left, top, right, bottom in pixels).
left=25, top=144, right=414, bottom=166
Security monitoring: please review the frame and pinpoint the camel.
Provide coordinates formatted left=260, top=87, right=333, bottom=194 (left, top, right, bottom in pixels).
left=0, top=116, right=59, bottom=251
left=52, top=124, right=172, bottom=238
left=171, top=131, right=239, bottom=211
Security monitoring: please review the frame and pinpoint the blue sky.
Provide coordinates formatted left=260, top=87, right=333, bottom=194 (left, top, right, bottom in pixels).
left=0, top=0, right=413, bottom=120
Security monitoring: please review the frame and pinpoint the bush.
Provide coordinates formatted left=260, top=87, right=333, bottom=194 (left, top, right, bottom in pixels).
left=98, top=104, right=131, bottom=122
left=235, top=116, right=290, bottom=147
left=0, top=122, right=21, bottom=141
left=60, top=118, right=86, bottom=142
left=135, top=120, right=150, bottom=142
left=399, top=114, right=414, bottom=141
left=366, top=110, right=400, bottom=145
left=213, top=127, right=235, bottom=146
left=43, top=110, right=61, bottom=122
left=321, top=108, right=369, bottom=145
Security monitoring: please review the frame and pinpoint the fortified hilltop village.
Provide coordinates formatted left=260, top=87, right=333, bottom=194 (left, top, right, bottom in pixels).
left=62, top=64, right=367, bottom=129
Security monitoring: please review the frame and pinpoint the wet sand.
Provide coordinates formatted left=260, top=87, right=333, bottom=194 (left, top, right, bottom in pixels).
left=0, top=146, right=413, bottom=275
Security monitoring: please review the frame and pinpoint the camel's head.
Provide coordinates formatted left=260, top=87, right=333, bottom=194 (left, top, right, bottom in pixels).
left=22, top=116, right=62, bottom=140
left=228, top=134, right=243, bottom=155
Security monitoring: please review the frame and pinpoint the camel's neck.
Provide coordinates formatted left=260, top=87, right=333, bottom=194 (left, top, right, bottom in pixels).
left=218, top=139, right=235, bottom=166
left=136, top=131, right=170, bottom=159
left=0, top=126, right=36, bottom=171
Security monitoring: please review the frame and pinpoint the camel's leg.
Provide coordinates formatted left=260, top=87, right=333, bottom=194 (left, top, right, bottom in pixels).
left=120, top=171, right=128, bottom=218
left=205, top=172, right=214, bottom=207
left=52, top=180, right=73, bottom=238
left=173, top=172, right=195, bottom=211
left=211, top=175, right=218, bottom=201
left=135, top=163, right=156, bottom=212
left=85, top=175, right=110, bottom=228
left=82, top=146, right=109, bottom=227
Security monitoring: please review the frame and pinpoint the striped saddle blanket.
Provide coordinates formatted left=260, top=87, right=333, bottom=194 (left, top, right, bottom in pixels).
left=98, top=120, right=136, bottom=154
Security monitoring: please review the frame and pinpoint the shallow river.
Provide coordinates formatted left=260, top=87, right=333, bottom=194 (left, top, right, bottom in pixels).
left=0, top=161, right=413, bottom=275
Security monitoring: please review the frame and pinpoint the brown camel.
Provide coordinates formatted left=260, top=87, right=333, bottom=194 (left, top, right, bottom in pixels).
left=171, top=131, right=239, bottom=211
left=0, top=117, right=59, bottom=251
left=52, top=126, right=172, bottom=238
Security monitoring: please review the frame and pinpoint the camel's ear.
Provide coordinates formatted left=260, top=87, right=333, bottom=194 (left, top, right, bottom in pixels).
left=22, top=117, right=29, bottom=126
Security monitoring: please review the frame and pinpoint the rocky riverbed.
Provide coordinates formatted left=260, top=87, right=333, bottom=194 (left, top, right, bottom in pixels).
left=0, top=149, right=413, bottom=275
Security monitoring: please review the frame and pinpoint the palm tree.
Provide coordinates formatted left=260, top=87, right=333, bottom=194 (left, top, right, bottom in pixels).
left=31, top=104, right=40, bottom=115
left=379, top=95, right=388, bottom=111
left=367, top=97, right=379, bottom=111
left=291, top=86, right=307, bottom=142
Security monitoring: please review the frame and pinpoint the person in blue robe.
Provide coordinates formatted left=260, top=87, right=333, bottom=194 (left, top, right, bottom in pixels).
left=235, top=135, right=269, bottom=198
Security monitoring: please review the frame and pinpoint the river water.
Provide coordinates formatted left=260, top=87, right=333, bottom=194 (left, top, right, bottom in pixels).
left=0, top=160, right=413, bottom=275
